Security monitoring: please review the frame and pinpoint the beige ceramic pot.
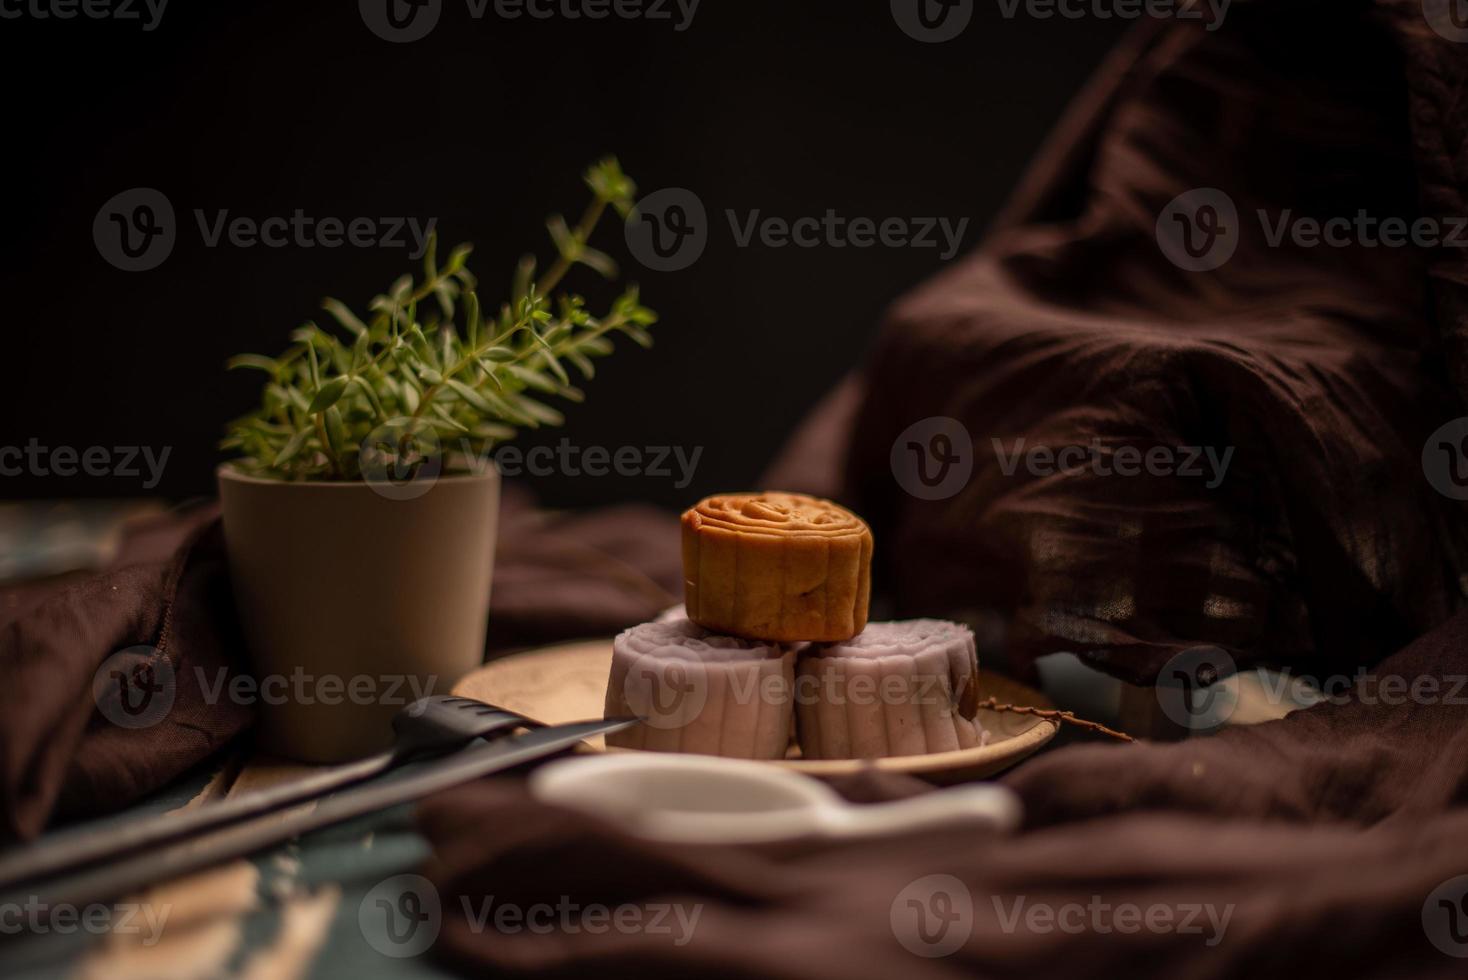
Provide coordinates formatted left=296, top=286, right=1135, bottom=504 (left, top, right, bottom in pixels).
left=218, top=465, right=499, bottom=762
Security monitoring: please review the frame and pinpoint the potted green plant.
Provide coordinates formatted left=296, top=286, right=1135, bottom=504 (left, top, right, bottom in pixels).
left=217, top=159, right=655, bottom=762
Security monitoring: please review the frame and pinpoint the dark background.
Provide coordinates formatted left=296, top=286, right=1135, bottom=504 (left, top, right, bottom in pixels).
left=1, top=2, right=1126, bottom=509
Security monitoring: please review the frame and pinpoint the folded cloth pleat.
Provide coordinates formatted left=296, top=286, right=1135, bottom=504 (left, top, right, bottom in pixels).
left=0, top=507, right=253, bottom=840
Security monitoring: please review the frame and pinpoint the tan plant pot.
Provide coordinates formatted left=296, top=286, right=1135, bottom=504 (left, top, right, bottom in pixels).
left=217, top=465, right=499, bottom=762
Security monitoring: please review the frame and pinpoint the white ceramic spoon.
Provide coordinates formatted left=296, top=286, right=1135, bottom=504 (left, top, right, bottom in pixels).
left=530, top=752, right=1023, bottom=845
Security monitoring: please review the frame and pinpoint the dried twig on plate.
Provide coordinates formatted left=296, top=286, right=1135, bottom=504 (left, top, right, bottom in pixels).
left=977, top=698, right=1135, bottom=743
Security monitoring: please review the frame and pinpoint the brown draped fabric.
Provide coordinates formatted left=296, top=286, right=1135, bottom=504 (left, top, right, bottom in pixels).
left=0, top=491, right=679, bottom=840
left=768, top=4, right=1468, bottom=686
left=418, top=607, right=1468, bottom=980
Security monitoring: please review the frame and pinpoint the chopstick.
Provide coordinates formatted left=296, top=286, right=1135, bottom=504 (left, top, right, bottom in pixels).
left=3, top=718, right=630, bottom=913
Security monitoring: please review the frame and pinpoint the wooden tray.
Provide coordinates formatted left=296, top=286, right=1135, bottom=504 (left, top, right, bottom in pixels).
left=455, top=640, right=1059, bottom=782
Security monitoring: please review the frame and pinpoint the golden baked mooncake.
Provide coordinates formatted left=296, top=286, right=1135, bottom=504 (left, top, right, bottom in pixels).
left=681, top=492, right=873, bottom=643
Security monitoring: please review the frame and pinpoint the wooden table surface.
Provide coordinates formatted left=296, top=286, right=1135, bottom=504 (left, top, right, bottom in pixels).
left=4, top=751, right=452, bottom=980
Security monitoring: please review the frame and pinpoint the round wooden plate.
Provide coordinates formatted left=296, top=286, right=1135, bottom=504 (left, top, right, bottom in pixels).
left=455, top=640, right=1059, bottom=782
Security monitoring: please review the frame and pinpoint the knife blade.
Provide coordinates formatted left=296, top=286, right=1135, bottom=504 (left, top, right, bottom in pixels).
left=9, top=718, right=633, bottom=913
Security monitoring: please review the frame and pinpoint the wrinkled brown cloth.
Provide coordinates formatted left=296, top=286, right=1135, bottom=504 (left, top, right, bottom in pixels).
left=0, top=507, right=251, bottom=841
left=420, top=610, right=1468, bottom=979
left=768, top=5, right=1468, bottom=686
left=0, top=489, right=679, bottom=840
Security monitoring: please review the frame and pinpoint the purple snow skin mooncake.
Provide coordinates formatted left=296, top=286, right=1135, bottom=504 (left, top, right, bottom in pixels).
left=795, top=619, right=986, bottom=760
left=605, top=618, right=797, bottom=759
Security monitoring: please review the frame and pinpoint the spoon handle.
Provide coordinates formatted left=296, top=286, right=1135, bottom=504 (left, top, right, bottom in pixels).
left=0, top=751, right=394, bottom=890
left=822, top=785, right=1023, bottom=840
